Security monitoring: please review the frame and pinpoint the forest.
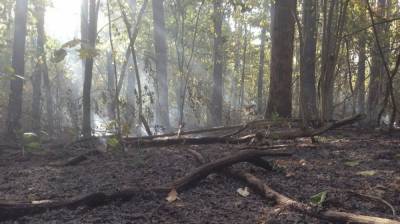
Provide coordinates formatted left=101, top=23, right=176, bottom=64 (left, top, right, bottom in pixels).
left=0, top=0, right=400, bottom=223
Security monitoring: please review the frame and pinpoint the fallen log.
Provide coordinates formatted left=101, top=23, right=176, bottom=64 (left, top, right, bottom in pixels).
left=124, top=114, right=365, bottom=148
left=230, top=171, right=400, bottom=224
left=184, top=147, right=399, bottom=224
left=171, top=149, right=291, bottom=190
left=0, top=187, right=169, bottom=221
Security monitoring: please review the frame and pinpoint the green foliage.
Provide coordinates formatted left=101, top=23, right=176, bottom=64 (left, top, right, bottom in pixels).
left=310, top=191, right=328, bottom=206
left=107, top=136, right=122, bottom=151
left=23, top=132, right=42, bottom=151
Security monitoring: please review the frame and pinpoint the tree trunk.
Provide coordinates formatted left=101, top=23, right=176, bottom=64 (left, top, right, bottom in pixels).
left=300, top=0, right=318, bottom=124
left=106, top=52, right=116, bottom=121
left=82, top=0, right=99, bottom=137
left=356, top=34, right=366, bottom=115
left=239, top=25, right=248, bottom=111
left=6, top=0, right=28, bottom=139
left=367, top=0, right=386, bottom=126
left=257, top=4, right=267, bottom=115
left=265, top=0, right=296, bottom=118
left=210, top=0, right=224, bottom=126
left=320, top=0, right=348, bottom=122
left=152, top=0, right=170, bottom=130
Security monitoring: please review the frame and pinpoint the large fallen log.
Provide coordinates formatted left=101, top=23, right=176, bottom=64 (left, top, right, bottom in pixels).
left=124, top=114, right=365, bottom=148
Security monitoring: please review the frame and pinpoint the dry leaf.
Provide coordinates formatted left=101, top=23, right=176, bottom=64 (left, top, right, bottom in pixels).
left=237, top=187, right=250, bottom=197
left=357, top=170, right=377, bottom=176
left=166, top=189, right=179, bottom=203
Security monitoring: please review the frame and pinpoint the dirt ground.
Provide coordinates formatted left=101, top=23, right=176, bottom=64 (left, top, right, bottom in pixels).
left=0, top=129, right=399, bottom=223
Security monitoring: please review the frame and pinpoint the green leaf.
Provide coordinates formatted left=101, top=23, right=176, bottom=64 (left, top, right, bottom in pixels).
left=25, top=142, right=41, bottom=151
left=4, top=65, right=15, bottom=74
left=23, top=132, right=39, bottom=143
left=344, top=160, right=361, bottom=167
left=357, top=170, right=377, bottom=176
left=52, top=48, right=67, bottom=63
left=107, top=137, right=121, bottom=150
left=77, top=47, right=99, bottom=59
left=310, top=191, right=328, bottom=206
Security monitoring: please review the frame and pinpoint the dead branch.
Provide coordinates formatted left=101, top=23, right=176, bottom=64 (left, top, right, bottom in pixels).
left=230, top=171, right=400, bottom=224
left=0, top=187, right=169, bottom=221
left=124, top=114, right=364, bottom=148
left=171, top=149, right=291, bottom=190
left=50, top=150, right=102, bottom=167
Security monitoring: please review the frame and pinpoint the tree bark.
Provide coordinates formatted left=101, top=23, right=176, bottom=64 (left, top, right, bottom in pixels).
left=152, top=0, right=170, bottom=130
left=6, top=0, right=28, bottom=139
left=210, top=0, right=224, bottom=126
left=356, top=33, right=366, bottom=115
left=265, top=0, right=296, bottom=118
left=82, top=0, right=99, bottom=137
left=257, top=3, right=267, bottom=115
left=300, top=0, right=318, bottom=124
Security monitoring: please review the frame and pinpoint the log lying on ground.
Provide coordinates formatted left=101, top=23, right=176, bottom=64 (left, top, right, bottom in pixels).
left=230, top=171, right=400, bottom=224
left=124, top=114, right=365, bottom=148
left=0, top=147, right=288, bottom=221
left=0, top=187, right=169, bottom=221
left=184, top=148, right=399, bottom=224
left=50, top=150, right=102, bottom=167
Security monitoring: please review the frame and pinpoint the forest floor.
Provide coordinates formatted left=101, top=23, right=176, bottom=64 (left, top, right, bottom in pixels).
left=0, top=129, right=399, bottom=224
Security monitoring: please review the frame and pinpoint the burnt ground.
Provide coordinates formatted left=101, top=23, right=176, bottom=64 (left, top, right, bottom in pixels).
left=0, top=129, right=399, bottom=224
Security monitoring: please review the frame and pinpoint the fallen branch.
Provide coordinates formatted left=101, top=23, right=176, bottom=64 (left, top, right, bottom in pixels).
left=50, top=150, right=102, bottom=167
left=124, top=114, right=365, bottom=148
left=171, top=149, right=291, bottom=190
left=230, top=171, right=400, bottom=224
left=0, top=187, right=169, bottom=221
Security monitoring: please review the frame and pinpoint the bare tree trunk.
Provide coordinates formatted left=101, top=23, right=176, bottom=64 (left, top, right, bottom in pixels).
left=356, top=34, right=366, bottom=115
left=257, top=2, right=268, bottom=115
left=106, top=52, right=116, bottom=120
left=82, top=0, right=99, bottom=137
left=6, top=0, right=28, bottom=139
left=300, top=0, right=319, bottom=125
left=320, top=0, right=348, bottom=122
left=152, top=0, right=170, bottom=130
left=210, top=0, right=224, bottom=126
left=265, top=0, right=296, bottom=118
left=239, top=25, right=248, bottom=111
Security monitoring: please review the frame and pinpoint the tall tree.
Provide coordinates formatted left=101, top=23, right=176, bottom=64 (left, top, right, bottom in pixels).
left=257, top=0, right=268, bottom=115
left=265, top=0, right=296, bottom=118
left=319, top=0, right=349, bottom=121
left=356, top=33, right=366, bottom=115
left=367, top=0, right=387, bottom=125
left=210, top=0, right=224, bottom=126
left=152, top=0, right=170, bottom=130
left=82, top=0, right=99, bottom=137
left=300, top=0, right=318, bottom=124
left=6, top=0, right=28, bottom=139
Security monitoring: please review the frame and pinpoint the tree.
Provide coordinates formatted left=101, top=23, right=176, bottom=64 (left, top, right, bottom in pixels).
left=210, top=0, right=224, bottom=126
left=265, top=0, right=297, bottom=118
left=82, top=0, right=99, bottom=137
left=6, top=0, right=28, bottom=139
left=152, top=0, right=170, bottom=130
left=319, top=0, right=349, bottom=121
left=257, top=0, right=268, bottom=115
left=300, top=0, right=318, bottom=124
left=367, top=0, right=387, bottom=126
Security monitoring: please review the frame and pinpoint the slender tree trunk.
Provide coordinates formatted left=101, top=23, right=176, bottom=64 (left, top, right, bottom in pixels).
left=106, top=52, right=116, bottom=120
left=320, top=0, right=348, bottom=122
left=265, top=0, right=296, bottom=118
left=82, top=0, right=99, bottom=137
left=239, top=25, right=248, bottom=111
left=210, top=0, right=224, bottom=126
left=367, top=0, right=387, bottom=126
left=356, top=34, right=366, bottom=115
left=300, top=0, right=318, bottom=124
left=6, top=0, right=28, bottom=139
left=152, top=0, right=170, bottom=130
left=257, top=14, right=267, bottom=115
